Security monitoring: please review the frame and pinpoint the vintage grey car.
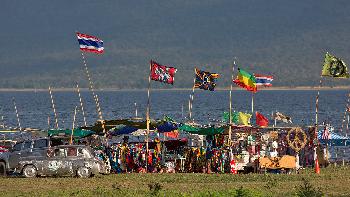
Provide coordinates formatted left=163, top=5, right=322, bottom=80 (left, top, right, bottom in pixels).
left=17, top=145, right=106, bottom=178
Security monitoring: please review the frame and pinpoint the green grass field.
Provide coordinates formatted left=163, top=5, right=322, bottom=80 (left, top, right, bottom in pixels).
left=1, top=166, right=349, bottom=197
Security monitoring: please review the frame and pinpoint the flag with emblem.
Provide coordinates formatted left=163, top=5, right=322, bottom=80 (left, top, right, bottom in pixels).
left=321, top=52, right=350, bottom=78
left=194, top=68, right=220, bottom=91
left=150, top=60, right=177, bottom=85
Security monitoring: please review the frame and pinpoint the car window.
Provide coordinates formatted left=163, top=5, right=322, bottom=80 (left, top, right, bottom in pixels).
left=78, top=148, right=92, bottom=158
left=34, top=139, right=47, bottom=148
left=54, top=148, right=66, bottom=157
left=23, top=141, right=32, bottom=150
left=13, top=142, right=23, bottom=151
left=67, top=147, right=77, bottom=157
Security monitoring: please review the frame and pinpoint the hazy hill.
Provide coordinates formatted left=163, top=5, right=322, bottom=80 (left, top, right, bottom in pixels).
left=1, top=0, right=350, bottom=89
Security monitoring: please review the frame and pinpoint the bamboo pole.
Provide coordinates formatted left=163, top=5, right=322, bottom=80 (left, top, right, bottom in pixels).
left=228, top=59, right=236, bottom=142
left=70, top=106, right=78, bottom=145
left=80, top=51, right=103, bottom=121
left=12, top=97, right=22, bottom=131
left=189, top=68, right=196, bottom=121
left=49, top=86, right=59, bottom=129
left=76, top=83, right=87, bottom=127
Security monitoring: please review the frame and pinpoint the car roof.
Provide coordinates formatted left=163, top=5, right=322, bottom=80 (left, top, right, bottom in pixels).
left=54, top=145, right=89, bottom=148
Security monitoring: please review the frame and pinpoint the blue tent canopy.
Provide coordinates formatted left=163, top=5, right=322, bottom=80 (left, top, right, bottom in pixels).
left=318, top=131, right=350, bottom=146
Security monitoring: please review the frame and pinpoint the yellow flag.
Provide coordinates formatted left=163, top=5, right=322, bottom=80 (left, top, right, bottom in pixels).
left=238, top=112, right=252, bottom=126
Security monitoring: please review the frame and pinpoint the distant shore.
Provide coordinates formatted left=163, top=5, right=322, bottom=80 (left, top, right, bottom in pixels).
left=0, top=86, right=349, bottom=92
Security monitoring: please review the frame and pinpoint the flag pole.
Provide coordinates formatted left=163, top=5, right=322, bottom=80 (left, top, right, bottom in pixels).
left=80, top=51, right=106, bottom=136
left=12, top=97, right=22, bottom=131
left=342, top=93, right=350, bottom=166
left=49, top=86, right=59, bottom=129
left=76, top=83, right=87, bottom=127
left=251, top=92, right=254, bottom=114
left=70, top=106, right=78, bottom=145
left=146, top=61, right=152, bottom=172
left=189, top=68, right=196, bottom=122
left=229, top=59, right=236, bottom=143
left=314, top=77, right=323, bottom=174
left=80, top=51, right=103, bottom=121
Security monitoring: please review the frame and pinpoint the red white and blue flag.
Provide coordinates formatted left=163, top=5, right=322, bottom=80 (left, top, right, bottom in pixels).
left=254, top=74, right=273, bottom=87
left=76, top=32, right=104, bottom=54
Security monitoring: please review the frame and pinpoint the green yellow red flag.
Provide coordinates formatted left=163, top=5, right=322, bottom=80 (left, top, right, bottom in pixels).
left=233, top=68, right=257, bottom=92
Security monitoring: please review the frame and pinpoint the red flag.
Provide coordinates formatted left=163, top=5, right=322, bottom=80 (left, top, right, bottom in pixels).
left=164, top=131, right=179, bottom=138
left=150, top=60, right=177, bottom=84
left=256, top=112, right=269, bottom=127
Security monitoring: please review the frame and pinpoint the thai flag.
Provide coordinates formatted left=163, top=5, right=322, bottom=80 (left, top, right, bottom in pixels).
left=254, top=74, right=273, bottom=87
left=76, top=32, right=104, bottom=54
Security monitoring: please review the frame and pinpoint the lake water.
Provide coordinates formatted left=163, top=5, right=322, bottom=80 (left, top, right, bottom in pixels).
left=1, top=89, right=350, bottom=161
left=0, top=89, right=349, bottom=132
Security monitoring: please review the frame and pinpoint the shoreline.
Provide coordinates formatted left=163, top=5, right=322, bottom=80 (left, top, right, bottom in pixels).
left=0, top=86, right=349, bottom=92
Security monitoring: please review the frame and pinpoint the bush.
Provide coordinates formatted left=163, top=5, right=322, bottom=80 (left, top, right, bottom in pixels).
left=295, top=178, right=324, bottom=197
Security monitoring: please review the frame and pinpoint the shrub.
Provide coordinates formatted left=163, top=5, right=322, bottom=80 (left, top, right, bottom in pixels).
left=295, top=178, right=324, bottom=197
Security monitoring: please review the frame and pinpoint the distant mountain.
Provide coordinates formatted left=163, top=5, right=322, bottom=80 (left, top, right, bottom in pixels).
left=1, top=0, right=350, bottom=89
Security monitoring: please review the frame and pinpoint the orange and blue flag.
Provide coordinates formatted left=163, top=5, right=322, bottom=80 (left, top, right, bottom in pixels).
left=194, top=68, right=220, bottom=91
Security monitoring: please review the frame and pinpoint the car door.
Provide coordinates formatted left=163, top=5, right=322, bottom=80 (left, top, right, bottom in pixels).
left=18, top=141, right=33, bottom=161
left=8, top=142, right=24, bottom=169
left=43, top=148, right=71, bottom=176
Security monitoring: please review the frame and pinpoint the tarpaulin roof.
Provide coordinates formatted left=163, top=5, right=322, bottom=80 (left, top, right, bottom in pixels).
left=80, top=118, right=158, bottom=134
left=179, top=124, right=225, bottom=135
left=110, top=125, right=139, bottom=136
left=157, top=122, right=178, bottom=133
left=318, top=131, right=350, bottom=140
left=48, top=129, right=95, bottom=138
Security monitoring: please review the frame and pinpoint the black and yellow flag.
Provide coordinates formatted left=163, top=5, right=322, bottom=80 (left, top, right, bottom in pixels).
left=321, top=53, right=349, bottom=78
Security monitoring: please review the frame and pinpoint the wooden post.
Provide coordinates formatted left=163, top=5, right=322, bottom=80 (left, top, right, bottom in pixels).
left=49, top=86, right=59, bottom=129
left=70, top=106, right=78, bottom=145
left=12, top=97, right=22, bottom=131
left=228, top=59, right=236, bottom=143
left=76, top=83, right=87, bottom=127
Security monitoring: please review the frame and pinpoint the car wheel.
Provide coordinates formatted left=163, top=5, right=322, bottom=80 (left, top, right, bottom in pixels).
left=22, top=165, right=37, bottom=178
left=0, top=162, right=6, bottom=177
left=76, top=167, right=90, bottom=178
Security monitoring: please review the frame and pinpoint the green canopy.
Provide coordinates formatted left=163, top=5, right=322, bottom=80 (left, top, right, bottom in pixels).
left=48, top=129, right=95, bottom=138
left=178, top=124, right=225, bottom=135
